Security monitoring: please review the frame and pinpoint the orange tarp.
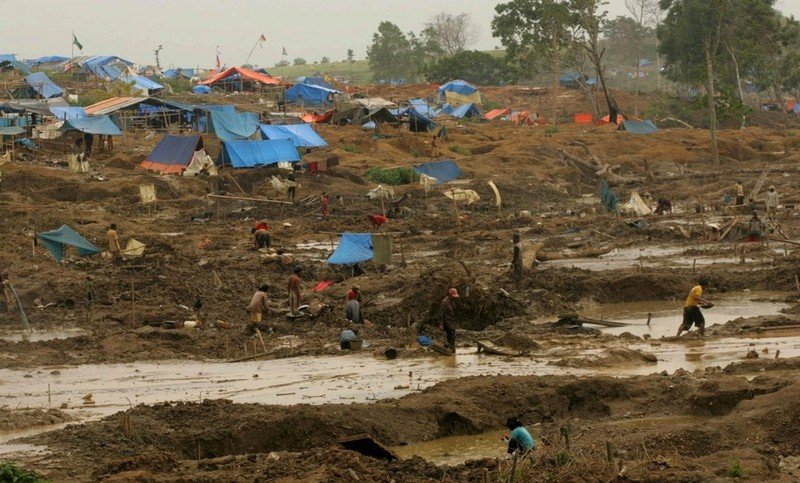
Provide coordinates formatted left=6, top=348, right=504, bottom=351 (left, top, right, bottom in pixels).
left=201, top=67, right=281, bottom=86
left=574, top=113, right=593, bottom=125
left=485, top=108, right=511, bottom=120
left=301, top=110, right=335, bottom=123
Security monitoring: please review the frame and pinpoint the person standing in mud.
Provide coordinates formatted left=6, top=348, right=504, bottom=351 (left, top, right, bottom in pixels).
left=512, top=232, right=523, bottom=288
left=440, top=288, right=459, bottom=352
left=286, top=172, right=296, bottom=201
left=287, top=266, right=302, bottom=316
left=1, top=271, right=13, bottom=314
left=677, top=278, right=712, bottom=337
left=107, top=224, right=121, bottom=266
left=321, top=192, right=330, bottom=219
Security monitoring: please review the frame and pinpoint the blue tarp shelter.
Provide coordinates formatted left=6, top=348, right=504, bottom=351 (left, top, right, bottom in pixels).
left=37, top=225, right=101, bottom=263
left=163, top=68, right=196, bottom=79
left=141, top=135, right=204, bottom=174
left=412, top=160, right=461, bottom=184
left=438, top=80, right=478, bottom=97
left=31, top=55, right=68, bottom=66
left=408, top=107, right=436, bottom=132
left=24, top=73, right=64, bottom=99
left=218, top=139, right=300, bottom=168
left=450, top=103, right=481, bottom=119
left=408, top=98, right=438, bottom=117
left=619, top=120, right=658, bottom=135
left=259, top=124, right=328, bottom=148
left=0, top=54, right=17, bottom=63
left=49, top=106, right=86, bottom=120
left=327, top=233, right=374, bottom=265
left=209, top=110, right=260, bottom=141
left=297, top=76, right=334, bottom=90
left=285, top=83, right=339, bottom=106
left=80, top=56, right=132, bottom=80
left=192, top=85, right=211, bottom=94
left=120, top=75, right=164, bottom=95
left=62, top=115, right=122, bottom=136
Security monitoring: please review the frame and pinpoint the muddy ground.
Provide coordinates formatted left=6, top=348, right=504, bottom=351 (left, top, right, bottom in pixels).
left=2, top=84, right=800, bottom=480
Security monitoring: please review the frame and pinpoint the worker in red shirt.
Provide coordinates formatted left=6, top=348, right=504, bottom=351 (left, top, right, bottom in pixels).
left=367, top=214, right=388, bottom=229
left=321, top=192, right=330, bottom=219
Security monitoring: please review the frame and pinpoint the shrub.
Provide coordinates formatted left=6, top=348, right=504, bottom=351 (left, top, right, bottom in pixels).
left=365, top=167, right=418, bottom=185
left=449, top=144, right=472, bottom=156
left=727, top=459, right=742, bottom=478
left=0, top=463, right=46, bottom=483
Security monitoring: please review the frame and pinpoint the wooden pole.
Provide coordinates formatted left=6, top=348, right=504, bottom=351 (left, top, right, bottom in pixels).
left=255, top=329, right=268, bottom=353
left=453, top=198, right=461, bottom=230
left=207, top=194, right=293, bottom=205
left=399, top=237, right=406, bottom=268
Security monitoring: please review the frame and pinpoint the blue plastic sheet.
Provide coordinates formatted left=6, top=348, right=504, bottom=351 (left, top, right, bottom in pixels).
left=24, top=73, right=64, bottom=99
left=218, top=139, right=300, bottom=168
left=49, top=107, right=86, bottom=120
left=619, top=120, right=658, bottom=135
left=285, top=83, right=339, bottom=106
left=438, top=80, right=477, bottom=97
left=37, top=225, right=101, bottom=262
left=327, top=233, right=374, bottom=265
left=449, top=103, right=481, bottom=119
left=209, top=110, right=260, bottom=141
left=259, top=124, right=328, bottom=148
left=63, top=115, right=122, bottom=136
left=412, top=160, right=461, bottom=184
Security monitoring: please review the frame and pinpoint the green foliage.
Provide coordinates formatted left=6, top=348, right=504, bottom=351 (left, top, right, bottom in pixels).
left=320, top=57, right=330, bottom=64
left=726, top=459, right=742, bottom=478
left=365, top=167, right=418, bottom=185
left=341, top=143, right=363, bottom=154
left=274, top=60, right=290, bottom=68
left=347, top=49, right=354, bottom=63
left=367, top=21, right=441, bottom=82
left=161, top=77, right=192, bottom=94
left=545, top=126, right=560, bottom=134
left=449, top=145, right=472, bottom=156
left=555, top=451, right=571, bottom=466
left=0, top=463, right=47, bottom=483
left=425, top=50, right=515, bottom=85
left=293, top=58, right=307, bottom=66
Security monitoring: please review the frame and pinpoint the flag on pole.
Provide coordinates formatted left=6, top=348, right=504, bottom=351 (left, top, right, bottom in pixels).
left=282, top=47, right=287, bottom=57
left=259, top=33, right=267, bottom=43
left=72, top=33, right=83, bottom=51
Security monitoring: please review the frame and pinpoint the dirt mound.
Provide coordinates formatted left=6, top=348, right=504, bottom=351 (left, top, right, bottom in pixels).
left=0, top=408, right=71, bottom=432
left=492, top=332, right=541, bottom=351
left=552, top=347, right=657, bottom=368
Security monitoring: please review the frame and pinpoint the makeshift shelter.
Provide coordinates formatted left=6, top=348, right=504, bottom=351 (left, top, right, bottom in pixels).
left=61, top=115, right=122, bottom=136
left=36, top=225, right=101, bottom=263
left=201, top=67, right=280, bottom=91
left=443, top=189, right=480, bottom=205
left=120, top=75, right=164, bottom=95
left=408, top=107, right=436, bottom=133
left=485, top=108, right=510, bottom=120
left=141, top=135, right=216, bottom=175
left=49, top=106, right=86, bottom=120
left=209, top=110, right=260, bottom=141
left=559, top=71, right=587, bottom=89
left=285, top=83, right=340, bottom=106
left=217, top=139, right=300, bottom=168
left=352, top=98, right=396, bottom=110
left=122, top=239, right=146, bottom=257
left=20, top=73, right=64, bottom=99
left=327, top=233, right=374, bottom=265
left=619, top=120, right=658, bottom=135
left=408, top=99, right=438, bottom=118
left=259, top=124, right=328, bottom=148
left=596, top=114, right=626, bottom=126
left=412, top=160, right=461, bottom=184
left=574, top=113, right=594, bottom=125
left=300, top=110, right=334, bottom=123
left=296, top=76, right=334, bottom=90
left=450, top=103, right=482, bottom=119
left=438, top=80, right=481, bottom=105
left=620, top=190, right=653, bottom=216
left=192, top=85, right=211, bottom=94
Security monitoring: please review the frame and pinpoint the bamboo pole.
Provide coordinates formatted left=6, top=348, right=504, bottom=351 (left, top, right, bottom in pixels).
left=207, top=194, right=293, bottom=205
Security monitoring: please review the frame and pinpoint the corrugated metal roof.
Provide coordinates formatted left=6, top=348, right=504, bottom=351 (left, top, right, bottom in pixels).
left=84, top=97, right=149, bottom=115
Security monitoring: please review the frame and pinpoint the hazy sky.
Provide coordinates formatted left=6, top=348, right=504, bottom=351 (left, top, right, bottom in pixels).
left=2, top=0, right=800, bottom=68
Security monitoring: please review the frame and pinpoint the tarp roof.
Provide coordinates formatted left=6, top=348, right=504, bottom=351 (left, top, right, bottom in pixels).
left=120, top=75, right=164, bottom=94
left=485, top=108, right=510, bottom=120
left=352, top=98, right=396, bottom=109
left=192, top=85, right=211, bottom=94
left=619, top=120, right=658, bottom=134
left=297, top=76, right=334, bottom=90
left=450, top=103, right=482, bottom=119
left=412, top=160, right=461, bottom=184
left=285, top=83, right=340, bottom=106
left=30, top=55, right=69, bottom=66
left=37, top=225, right=101, bottom=262
left=24, top=72, right=64, bottom=99
left=62, top=115, right=122, bottom=136
left=49, top=106, right=87, bottom=120
left=84, top=97, right=150, bottom=115
left=0, top=126, right=25, bottom=136
left=209, top=110, right=260, bottom=141
left=2, top=98, right=69, bottom=116
left=218, top=139, right=300, bottom=168
left=201, top=67, right=281, bottom=86
left=327, top=233, right=374, bottom=265
left=259, top=124, right=328, bottom=148
left=438, top=79, right=478, bottom=97
left=408, top=107, right=436, bottom=132
left=141, top=135, right=203, bottom=174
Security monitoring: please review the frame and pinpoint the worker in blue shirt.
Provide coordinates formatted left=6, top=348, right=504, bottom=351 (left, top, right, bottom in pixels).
left=505, top=417, right=535, bottom=455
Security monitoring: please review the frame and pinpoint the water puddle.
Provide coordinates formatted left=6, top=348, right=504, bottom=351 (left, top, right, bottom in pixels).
left=582, top=292, right=790, bottom=339
left=392, top=429, right=508, bottom=465
left=0, top=328, right=89, bottom=343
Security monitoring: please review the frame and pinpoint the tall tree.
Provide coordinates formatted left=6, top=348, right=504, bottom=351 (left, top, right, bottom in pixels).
left=625, top=0, right=661, bottom=116
left=493, top=0, right=573, bottom=125
left=425, top=50, right=515, bottom=85
left=659, top=0, right=728, bottom=165
left=367, top=22, right=414, bottom=81
left=425, top=12, right=480, bottom=55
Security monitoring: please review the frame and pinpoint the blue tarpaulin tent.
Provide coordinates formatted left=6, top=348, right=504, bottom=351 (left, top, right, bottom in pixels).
left=619, top=120, right=658, bottom=135
left=141, top=135, right=204, bottom=174
left=218, top=139, right=300, bottom=168
left=296, top=76, right=334, bottom=90
left=0, top=54, right=17, bottom=63
left=37, top=225, right=101, bottom=263
left=24, top=72, right=64, bottom=99
left=120, top=75, right=164, bottom=95
left=62, top=115, right=122, bottom=135
left=209, top=110, right=260, bottom=141
left=408, top=107, right=436, bottom=132
left=408, top=99, right=438, bottom=117
left=49, top=106, right=86, bottom=120
left=412, top=160, right=461, bottom=184
left=192, top=85, right=211, bottom=94
left=259, top=124, right=328, bottom=148
left=327, top=233, right=374, bottom=265
left=438, top=80, right=478, bottom=97
left=450, top=103, right=481, bottom=119
left=285, top=83, right=339, bottom=106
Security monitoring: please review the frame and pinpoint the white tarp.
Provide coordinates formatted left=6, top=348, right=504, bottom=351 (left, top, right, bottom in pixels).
left=420, top=174, right=437, bottom=193
left=444, top=188, right=480, bottom=205
left=183, top=149, right=217, bottom=177
left=366, top=184, right=395, bottom=200
left=122, top=238, right=145, bottom=257
left=621, top=190, right=652, bottom=216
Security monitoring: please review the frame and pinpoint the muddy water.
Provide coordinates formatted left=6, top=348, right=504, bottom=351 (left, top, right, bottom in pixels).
left=545, top=244, right=784, bottom=271
left=0, top=328, right=89, bottom=343
left=582, top=292, right=790, bottom=338
left=392, top=429, right=508, bottom=466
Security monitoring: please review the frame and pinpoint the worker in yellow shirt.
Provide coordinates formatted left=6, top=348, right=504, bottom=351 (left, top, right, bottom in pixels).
left=677, top=278, right=712, bottom=337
